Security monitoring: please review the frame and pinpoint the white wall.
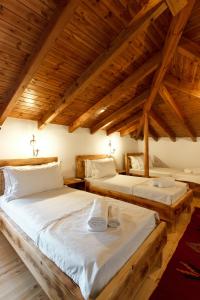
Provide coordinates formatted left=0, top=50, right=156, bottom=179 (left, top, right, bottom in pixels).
left=137, top=137, right=200, bottom=169
left=0, top=118, right=137, bottom=176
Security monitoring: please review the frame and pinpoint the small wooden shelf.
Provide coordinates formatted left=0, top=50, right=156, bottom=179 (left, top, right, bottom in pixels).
left=64, top=177, right=86, bottom=190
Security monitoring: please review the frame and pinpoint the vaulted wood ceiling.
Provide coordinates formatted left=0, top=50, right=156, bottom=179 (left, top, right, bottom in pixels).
left=0, top=0, right=200, bottom=141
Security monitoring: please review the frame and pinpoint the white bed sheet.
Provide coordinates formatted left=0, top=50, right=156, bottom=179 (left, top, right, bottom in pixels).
left=0, top=187, right=157, bottom=300
left=174, top=172, right=200, bottom=185
left=129, top=167, right=180, bottom=177
left=86, top=174, right=187, bottom=205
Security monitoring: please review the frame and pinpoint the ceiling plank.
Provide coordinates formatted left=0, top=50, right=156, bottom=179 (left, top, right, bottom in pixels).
left=164, top=74, right=200, bottom=98
left=136, top=0, right=196, bottom=139
left=177, top=37, right=200, bottom=63
left=0, top=0, right=81, bottom=126
left=120, top=124, right=138, bottom=137
left=38, top=2, right=167, bottom=129
left=69, top=52, right=161, bottom=133
left=107, top=112, right=142, bottom=136
left=159, top=83, right=197, bottom=141
left=166, top=0, right=188, bottom=16
left=90, top=90, right=149, bottom=134
left=149, top=110, right=176, bottom=141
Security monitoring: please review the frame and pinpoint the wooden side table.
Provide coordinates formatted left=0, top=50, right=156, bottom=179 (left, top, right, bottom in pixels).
left=64, top=177, right=86, bottom=190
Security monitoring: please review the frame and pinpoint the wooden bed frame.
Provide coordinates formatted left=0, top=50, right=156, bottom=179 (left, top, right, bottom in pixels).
left=124, top=152, right=144, bottom=175
left=76, top=155, right=193, bottom=229
left=0, top=157, right=167, bottom=300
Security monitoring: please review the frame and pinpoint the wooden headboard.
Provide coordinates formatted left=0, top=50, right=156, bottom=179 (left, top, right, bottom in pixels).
left=124, top=152, right=143, bottom=174
left=76, top=155, right=116, bottom=178
left=0, top=157, right=58, bottom=196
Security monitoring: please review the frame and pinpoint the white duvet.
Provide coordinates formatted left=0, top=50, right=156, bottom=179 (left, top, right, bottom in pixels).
left=1, top=187, right=157, bottom=299
left=86, top=174, right=188, bottom=205
left=129, top=167, right=180, bottom=177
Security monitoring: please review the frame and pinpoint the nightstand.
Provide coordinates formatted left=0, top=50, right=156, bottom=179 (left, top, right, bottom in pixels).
left=64, top=177, right=86, bottom=190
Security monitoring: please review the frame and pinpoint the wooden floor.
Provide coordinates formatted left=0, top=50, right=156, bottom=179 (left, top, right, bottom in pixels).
left=0, top=198, right=199, bottom=300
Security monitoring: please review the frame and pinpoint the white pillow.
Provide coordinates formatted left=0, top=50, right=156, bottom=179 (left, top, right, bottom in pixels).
left=129, top=155, right=153, bottom=170
left=91, top=159, right=116, bottom=178
left=3, top=162, right=63, bottom=201
left=85, top=158, right=113, bottom=178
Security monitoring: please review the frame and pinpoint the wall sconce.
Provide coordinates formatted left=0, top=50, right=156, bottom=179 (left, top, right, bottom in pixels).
left=30, top=134, right=39, bottom=157
left=108, top=139, right=116, bottom=156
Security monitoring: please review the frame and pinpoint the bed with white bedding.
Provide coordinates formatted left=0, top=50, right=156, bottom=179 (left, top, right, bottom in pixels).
left=0, top=157, right=167, bottom=300
left=125, top=152, right=180, bottom=177
left=76, top=155, right=193, bottom=228
left=129, top=167, right=180, bottom=177
left=1, top=186, right=158, bottom=299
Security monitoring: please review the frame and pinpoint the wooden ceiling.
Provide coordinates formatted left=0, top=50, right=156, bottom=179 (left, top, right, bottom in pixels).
left=0, top=0, right=200, bottom=141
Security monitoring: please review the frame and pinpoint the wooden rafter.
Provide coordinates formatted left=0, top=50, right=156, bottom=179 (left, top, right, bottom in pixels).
left=159, top=84, right=197, bottom=141
left=149, top=125, right=159, bottom=141
left=149, top=110, right=176, bottom=141
left=178, top=37, right=200, bottom=63
left=107, top=112, right=142, bottom=136
left=90, top=90, right=148, bottom=134
left=69, top=52, right=161, bottom=132
left=0, top=0, right=81, bottom=126
left=120, top=123, right=138, bottom=137
left=38, top=2, right=167, bottom=129
left=136, top=0, right=196, bottom=139
left=166, top=0, right=188, bottom=16
left=164, top=74, right=200, bottom=98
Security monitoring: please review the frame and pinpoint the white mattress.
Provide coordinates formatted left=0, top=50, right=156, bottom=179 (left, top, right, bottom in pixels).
left=174, top=172, right=200, bottom=185
left=129, top=167, right=180, bottom=177
left=0, top=187, right=157, bottom=300
left=86, top=174, right=188, bottom=205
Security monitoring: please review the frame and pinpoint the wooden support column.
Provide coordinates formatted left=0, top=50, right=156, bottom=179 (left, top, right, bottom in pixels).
left=144, top=113, right=149, bottom=177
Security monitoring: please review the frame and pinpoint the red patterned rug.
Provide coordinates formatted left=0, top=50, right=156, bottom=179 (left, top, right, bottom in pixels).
left=150, top=207, right=200, bottom=300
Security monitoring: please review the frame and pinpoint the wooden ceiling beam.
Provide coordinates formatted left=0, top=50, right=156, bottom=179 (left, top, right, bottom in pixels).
left=149, top=110, right=176, bottom=141
left=136, top=0, right=195, bottom=139
left=159, top=83, right=197, bottom=141
left=90, top=90, right=149, bottom=134
left=38, top=2, right=167, bottom=129
left=149, top=125, right=159, bottom=141
left=164, top=74, right=200, bottom=98
left=177, top=37, right=200, bottom=63
left=166, top=0, right=188, bottom=16
left=69, top=52, right=161, bottom=133
left=107, top=112, right=142, bottom=136
left=120, top=123, right=138, bottom=137
left=0, top=0, right=81, bottom=126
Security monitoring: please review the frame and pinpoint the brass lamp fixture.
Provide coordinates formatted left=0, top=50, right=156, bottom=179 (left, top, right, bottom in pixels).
left=30, top=134, right=39, bottom=157
left=108, top=139, right=116, bottom=156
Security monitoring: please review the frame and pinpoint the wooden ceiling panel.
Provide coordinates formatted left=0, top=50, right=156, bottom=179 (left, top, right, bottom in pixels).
left=184, top=0, right=200, bottom=42
left=0, top=0, right=199, bottom=140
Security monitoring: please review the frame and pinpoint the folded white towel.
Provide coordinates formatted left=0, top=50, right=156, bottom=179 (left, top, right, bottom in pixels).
left=108, top=205, right=120, bottom=228
left=151, top=177, right=176, bottom=188
left=184, top=168, right=192, bottom=174
left=87, top=199, right=108, bottom=232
